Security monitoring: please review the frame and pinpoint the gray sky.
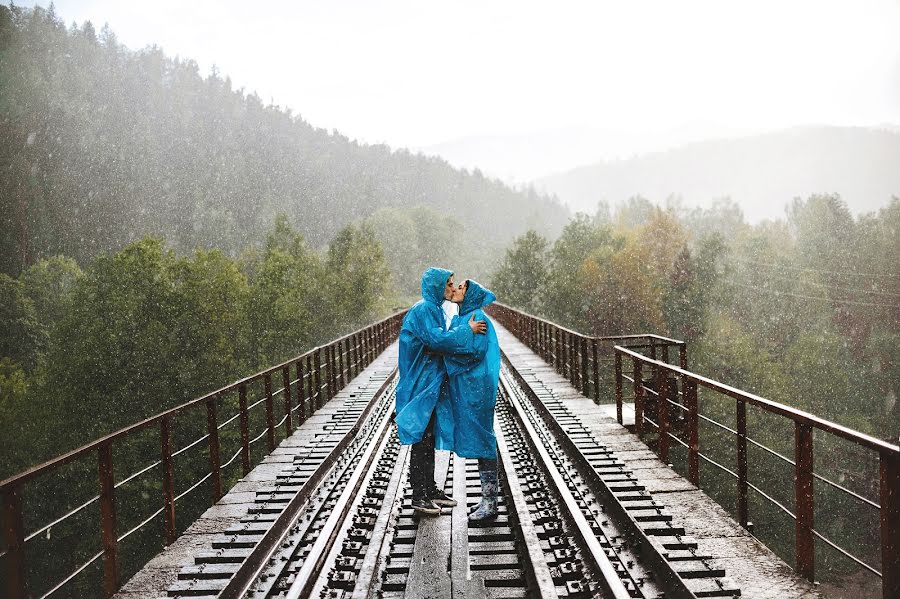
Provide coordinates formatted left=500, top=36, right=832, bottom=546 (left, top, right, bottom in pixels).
left=25, top=1, right=900, bottom=151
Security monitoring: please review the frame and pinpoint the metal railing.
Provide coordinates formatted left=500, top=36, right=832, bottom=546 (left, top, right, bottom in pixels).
left=486, top=301, right=899, bottom=599
left=487, top=302, right=686, bottom=418
left=0, top=310, right=407, bottom=599
left=613, top=345, right=899, bottom=598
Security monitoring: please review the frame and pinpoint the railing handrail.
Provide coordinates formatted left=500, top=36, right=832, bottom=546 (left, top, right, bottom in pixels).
left=0, top=310, right=407, bottom=492
left=614, top=345, right=900, bottom=457
left=491, top=302, right=684, bottom=346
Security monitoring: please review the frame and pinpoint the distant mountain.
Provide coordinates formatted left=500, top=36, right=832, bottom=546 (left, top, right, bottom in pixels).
left=535, top=126, right=900, bottom=222
left=419, top=123, right=760, bottom=184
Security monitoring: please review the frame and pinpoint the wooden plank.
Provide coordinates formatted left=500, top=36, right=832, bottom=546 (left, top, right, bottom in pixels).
left=404, top=452, right=453, bottom=599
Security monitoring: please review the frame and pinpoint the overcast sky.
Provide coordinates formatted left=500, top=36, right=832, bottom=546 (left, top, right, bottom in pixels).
left=23, top=1, right=900, bottom=151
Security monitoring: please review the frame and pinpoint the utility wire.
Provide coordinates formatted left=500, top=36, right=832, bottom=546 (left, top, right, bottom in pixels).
left=732, top=258, right=899, bottom=280
left=724, top=280, right=899, bottom=309
left=731, top=270, right=900, bottom=298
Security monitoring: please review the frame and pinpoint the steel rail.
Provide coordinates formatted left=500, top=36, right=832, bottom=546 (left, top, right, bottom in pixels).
left=295, top=402, right=397, bottom=599
left=499, top=371, right=633, bottom=599
left=216, top=368, right=397, bottom=599
left=349, top=444, right=410, bottom=599
left=495, top=407, right=561, bottom=598
left=502, top=357, right=702, bottom=599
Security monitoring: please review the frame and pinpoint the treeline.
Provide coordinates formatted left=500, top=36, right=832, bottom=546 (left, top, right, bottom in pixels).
left=492, top=194, right=898, bottom=583
left=0, top=4, right=568, bottom=280
left=0, top=216, right=392, bottom=479
left=493, top=194, right=899, bottom=439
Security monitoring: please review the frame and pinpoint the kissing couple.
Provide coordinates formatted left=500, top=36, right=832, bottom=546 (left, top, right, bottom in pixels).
left=395, top=267, right=502, bottom=521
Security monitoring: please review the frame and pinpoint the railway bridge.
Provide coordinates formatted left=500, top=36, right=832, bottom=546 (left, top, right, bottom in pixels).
left=2, top=304, right=898, bottom=598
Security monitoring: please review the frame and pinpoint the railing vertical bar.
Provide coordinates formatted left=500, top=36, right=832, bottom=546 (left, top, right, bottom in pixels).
left=296, top=361, right=307, bottom=424
left=614, top=352, right=623, bottom=425
left=658, top=365, right=670, bottom=463
left=98, top=443, right=118, bottom=596
left=737, top=400, right=749, bottom=529
left=881, top=452, right=900, bottom=599
left=206, top=398, right=222, bottom=502
left=592, top=338, right=600, bottom=403
left=686, top=379, right=699, bottom=486
left=337, top=339, right=346, bottom=389
left=2, top=485, right=26, bottom=599
left=795, top=422, right=815, bottom=581
left=264, top=373, right=276, bottom=453
left=633, top=358, right=644, bottom=436
left=160, top=417, right=176, bottom=546
left=313, top=350, right=323, bottom=410
left=679, top=343, right=688, bottom=370
left=238, top=384, right=251, bottom=476
left=661, top=343, right=669, bottom=365
left=282, top=365, right=293, bottom=436
left=649, top=337, right=657, bottom=361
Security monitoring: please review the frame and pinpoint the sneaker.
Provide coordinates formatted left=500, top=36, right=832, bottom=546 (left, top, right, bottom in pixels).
left=427, top=488, right=458, bottom=507
left=411, top=498, right=441, bottom=516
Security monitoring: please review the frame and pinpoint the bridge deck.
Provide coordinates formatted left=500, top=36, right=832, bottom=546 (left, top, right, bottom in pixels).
left=495, top=324, right=820, bottom=599
left=116, top=321, right=821, bottom=599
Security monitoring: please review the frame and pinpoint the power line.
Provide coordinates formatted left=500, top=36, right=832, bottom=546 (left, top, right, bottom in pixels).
left=724, top=280, right=899, bottom=309
left=732, top=258, right=899, bottom=280
left=732, top=270, right=900, bottom=299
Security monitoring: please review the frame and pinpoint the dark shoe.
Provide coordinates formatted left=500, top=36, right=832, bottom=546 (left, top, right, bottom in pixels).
left=428, top=488, right=458, bottom=507
left=411, top=498, right=441, bottom=516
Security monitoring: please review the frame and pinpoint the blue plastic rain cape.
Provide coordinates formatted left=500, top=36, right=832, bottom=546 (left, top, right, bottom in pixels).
left=445, top=280, right=501, bottom=459
left=395, top=267, right=475, bottom=447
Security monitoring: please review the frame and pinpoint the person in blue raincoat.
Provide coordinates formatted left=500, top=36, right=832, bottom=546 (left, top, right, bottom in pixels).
left=396, top=267, right=487, bottom=515
left=445, top=279, right=502, bottom=521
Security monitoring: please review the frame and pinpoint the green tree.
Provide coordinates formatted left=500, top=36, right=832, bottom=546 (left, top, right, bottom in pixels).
left=0, top=273, right=44, bottom=371
left=491, top=230, right=549, bottom=313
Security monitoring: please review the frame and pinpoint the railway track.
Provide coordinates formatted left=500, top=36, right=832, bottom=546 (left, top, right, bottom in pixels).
left=166, top=355, right=740, bottom=599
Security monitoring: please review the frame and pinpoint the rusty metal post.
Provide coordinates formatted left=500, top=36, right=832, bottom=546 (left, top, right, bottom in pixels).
left=160, top=416, right=176, bottom=546
left=633, top=359, right=644, bottom=436
left=313, top=350, right=323, bottom=409
left=661, top=343, right=669, bottom=365
left=238, top=384, right=251, bottom=475
left=795, top=422, right=815, bottom=581
left=649, top=337, right=657, bottom=361
left=3, top=486, right=26, bottom=599
left=679, top=343, right=688, bottom=370
left=580, top=336, right=589, bottom=395
left=98, top=443, right=119, bottom=596
left=614, top=351, right=623, bottom=425
left=264, top=373, right=276, bottom=452
left=592, top=338, right=600, bottom=403
left=295, top=361, right=306, bottom=424
left=657, top=365, right=670, bottom=463
left=881, top=452, right=900, bottom=599
left=337, top=339, right=346, bottom=389
left=737, top=400, right=749, bottom=528
left=282, top=365, right=293, bottom=435
left=351, top=333, right=359, bottom=377
left=206, top=398, right=222, bottom=502
left=685, top=379, right=699, bottom=486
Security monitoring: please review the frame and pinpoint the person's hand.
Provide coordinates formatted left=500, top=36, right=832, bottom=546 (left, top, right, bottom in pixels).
left=468, top=314, right=487, bottom=335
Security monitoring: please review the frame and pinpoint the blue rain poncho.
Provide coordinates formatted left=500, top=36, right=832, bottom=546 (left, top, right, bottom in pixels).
left=396, top=267, right=475, bottom=447
left=445, top=280, right=501, bottom=460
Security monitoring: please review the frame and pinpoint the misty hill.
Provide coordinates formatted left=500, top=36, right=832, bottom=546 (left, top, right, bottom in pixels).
left=536, top=126, right=900, bottom=221
left=0, top=6, right=568, bottom=277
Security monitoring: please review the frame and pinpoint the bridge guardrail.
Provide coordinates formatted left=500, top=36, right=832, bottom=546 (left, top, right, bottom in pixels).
left=487, top=301, right=899, bottom=599
left=0, top=310, right=407, bottom=599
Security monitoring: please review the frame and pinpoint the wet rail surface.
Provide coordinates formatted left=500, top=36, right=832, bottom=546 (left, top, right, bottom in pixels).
left=164, top=351, right=742, bottom=599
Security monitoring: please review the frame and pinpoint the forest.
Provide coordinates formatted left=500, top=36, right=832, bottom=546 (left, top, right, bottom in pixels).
left=0, top=5, right=567, bottom=288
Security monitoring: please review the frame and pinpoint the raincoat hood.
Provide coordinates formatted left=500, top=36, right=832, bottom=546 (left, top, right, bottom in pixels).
left=421, top=267, right=453, bottom=305
left=459, top=280, right=496, bottom=316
